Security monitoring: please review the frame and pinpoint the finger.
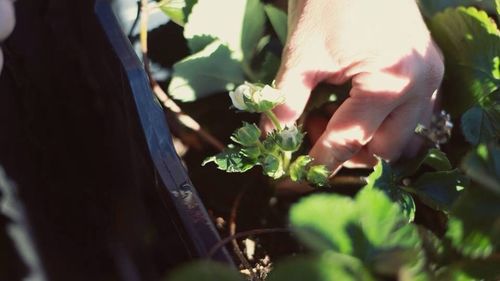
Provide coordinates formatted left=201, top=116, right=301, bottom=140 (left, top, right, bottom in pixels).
left=343, top=147, right=377, bottom=168
left=0, top=50, right=3, bottom=73
left=0, top=0, right=16, bottom=40
left=260, top=68, right=316, bottom=133
left=309, top=95, right=396, bottom=174
left=369, top=99, right=427, bottom=162
left=309, top=72, right=407, bottom=174
left=402, top=91, right=437, bottom=158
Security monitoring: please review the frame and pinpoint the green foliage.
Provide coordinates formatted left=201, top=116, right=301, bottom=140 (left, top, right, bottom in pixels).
left=267, top=253, right=374, bottom=281
left=168, top=41, right=245, bottom=102
left=241, top=0, right=266, bottom=65
left=418, top=0, right=499, bottom=18
left=446, top=145, right=500, bottom=259
left=290, top=188, right=423, bottom=277
left=305, top=165, right=329, bottom=187
left=461, top=102, right=500, bottom=145
left=274, top=126, right=304, bottom=152
left=408, top=170, right=466, bottom=211
left=202, top=144, right=255, bottom=173
left=166, top=261, right=245, bottom=281
left=230, top=122, right=261, bottom=146
left=365, top=160, right=417, bottom=221
left=288, top=155, right=312, bottom=182
left=166, top=2, right=500, bottom=281
left=203, top=82, right=331, bottom=186
left=158, top=0, right=197, bottom=26
left=428, top=7, right=500, bottom=116
left=394, top=148, right=452, bottom=178
left=263, top=4, right=288, bottom=45
left=262, top=153, right=285, bottom=179
left=169, top=0, right=269, bottom=101
left=461, top=143, right=500, bottom=193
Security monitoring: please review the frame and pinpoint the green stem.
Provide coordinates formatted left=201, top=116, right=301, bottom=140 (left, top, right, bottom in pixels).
left=265, top=110, right=282, bottom=131
left=283, top=151, right=292, bottom=172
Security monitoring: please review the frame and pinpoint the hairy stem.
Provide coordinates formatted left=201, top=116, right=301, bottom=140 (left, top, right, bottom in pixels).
left=283, top=151, right=292, bottom=172
left=264, top=110, right=282, bottom=131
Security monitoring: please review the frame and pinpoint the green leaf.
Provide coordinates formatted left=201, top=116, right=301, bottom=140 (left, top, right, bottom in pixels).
left=166, top=260, right=244, bottom=281
left=446, top=215, right=496, bottom=258
left=264, top=4, right=288, bottom=45
left=418, top=0, right=499, bottom=18
left=435, top=267, right=477, bottom=281
left=429, top=7, right=500, bottom=116
left=184, top=0, right=243, bottom=53
left=158, top=0, right=197, bottom=26
left=184, top=0, right=265, bottom=62
left=241, top=0, right=266, bottom=64
left=394, top=148, right=452, bottom=179
left=365, top=160, right=416, bottom=222
left=290, top=193, right=357, bottom=253
left=461, top=102, right=500, bottom=145
left=168, top=41, right=245, bottom=101
left=289, top=155, right=312, bottom=182
left=461, top=143, right=500, bottom=194
left=267, top=253, right=374, bottom=281
left=290, top=188, right=422, bottom=275
left=408, top=170, right=466, bottom=212
left=202, top=145, right=255, bottom=173
left=446, top=186, right=500, bottom=258
left=255, top=50, right=281, bottom=84
left=418, top=227, right=445, bottom=264
left=444, top=145, right=500, bottom=258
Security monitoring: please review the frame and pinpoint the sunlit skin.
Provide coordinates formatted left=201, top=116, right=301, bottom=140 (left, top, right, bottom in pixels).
left=262, top=0, right=444, bottom=179
left=0, top=0, right=15, bottom=74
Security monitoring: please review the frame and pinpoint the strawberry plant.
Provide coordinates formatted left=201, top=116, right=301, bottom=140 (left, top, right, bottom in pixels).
left=155, top=0, right=500, bottom=280
left=202, top=82, right=330, bottom=186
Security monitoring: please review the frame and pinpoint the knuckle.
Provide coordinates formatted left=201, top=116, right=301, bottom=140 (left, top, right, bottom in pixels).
left=327, top=139, right=363, bottom=164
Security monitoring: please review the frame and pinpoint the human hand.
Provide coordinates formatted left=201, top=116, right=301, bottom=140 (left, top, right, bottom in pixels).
left=263, top=0, right=444, bottom=176
left=0, top=0, right=15, bottom=74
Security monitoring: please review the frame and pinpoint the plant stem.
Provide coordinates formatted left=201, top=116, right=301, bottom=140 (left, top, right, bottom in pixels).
left=283, top=151, right=292, bottom=171
left=229, top=188, right=260, bottom=281
left=207, top=228, right=290, bottom=258
left=264, top=110, right=282, bottom=131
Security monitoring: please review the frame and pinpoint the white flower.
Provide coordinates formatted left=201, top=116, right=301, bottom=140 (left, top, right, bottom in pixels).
left=260, top=85, right=284, bottom=104
left=229, top=82, right=284, bottom=112
left=229, top=83, right=250, bottom=110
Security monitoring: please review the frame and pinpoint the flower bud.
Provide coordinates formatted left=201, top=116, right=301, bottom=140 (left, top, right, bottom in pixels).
left=231, top=122, right=261, bottom=146
left=275, top=125, right=304, bottom=152
left=229, top=83, right=251, bottom=111
left=262, top=154, right=285, bottom=179
left=306, top=165, right=330, bottom=187
left=241, top=145, right=261, bottom=160
left=228, top=82, right=284, bottom=113
left=289, top=155, right=312, bottom=182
